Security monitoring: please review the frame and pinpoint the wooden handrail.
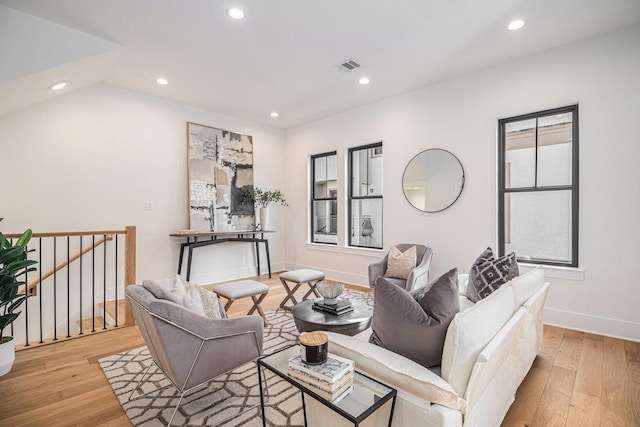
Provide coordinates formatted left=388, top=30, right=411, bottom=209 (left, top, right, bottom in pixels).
left=4, top=230, right=128, bottom=239
left=8, top=226, right=138, bottom=344
left=21, top=235, right=113, bottom=295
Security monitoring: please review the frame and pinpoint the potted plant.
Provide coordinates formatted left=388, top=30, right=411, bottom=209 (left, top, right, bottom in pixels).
left=0, top=218, right=37, bottom=376
left=242, top=188, right=288, bottom=230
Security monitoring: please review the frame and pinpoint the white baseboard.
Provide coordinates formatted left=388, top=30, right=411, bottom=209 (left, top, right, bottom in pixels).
left=284, top=262, right=369, bottom=288
left=544, top=307, right=640, bottom=343
left=189, top=262, right=286, bottom=285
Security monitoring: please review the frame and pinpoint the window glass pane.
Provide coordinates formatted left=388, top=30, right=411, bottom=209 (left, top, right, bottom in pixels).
left=312, top=200, right=337, bottom=244
left=326, top=155, right=338, bottom=195
left=504, top=190, right=572, bottom=263
left=505, top=119, right=536, bottom=188
left=350, top=198, right=382, bottom=248
left=537, top=113, right=573, bottom=187
left=351, top=146, right=383, bottom=197
left=314, top=156, right=327, bottom=198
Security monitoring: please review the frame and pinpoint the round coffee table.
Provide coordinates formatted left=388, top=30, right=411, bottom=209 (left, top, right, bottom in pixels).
left=291, top=299, right=373, bottom=336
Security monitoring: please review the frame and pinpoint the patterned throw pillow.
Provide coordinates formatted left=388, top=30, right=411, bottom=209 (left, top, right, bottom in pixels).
left=384, top=245, right=417, bottom=280
left=466, top=247, right=519, bottom=303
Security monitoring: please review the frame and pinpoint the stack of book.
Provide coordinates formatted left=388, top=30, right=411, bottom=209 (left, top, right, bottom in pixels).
left=287, top=353, right=355, bottom=402
left=312, top=298, right=354, bottom=316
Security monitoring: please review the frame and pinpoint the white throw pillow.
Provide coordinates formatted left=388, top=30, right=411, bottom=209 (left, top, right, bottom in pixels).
left=457, top=273, right=469, bottom=296
left=384, top=246, right=417, bottom=280
left=441, top=283, right=516, bottom=396
left=182, top=284, right=223, bottom=320
left=511, top=267, right=544, bottom=307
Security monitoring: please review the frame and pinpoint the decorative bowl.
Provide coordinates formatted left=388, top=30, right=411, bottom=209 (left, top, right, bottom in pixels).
left=316, top=280, right=345, bottom=305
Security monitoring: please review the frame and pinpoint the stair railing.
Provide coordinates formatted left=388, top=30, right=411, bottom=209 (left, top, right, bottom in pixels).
left=4, top=226, right=136, bottom=348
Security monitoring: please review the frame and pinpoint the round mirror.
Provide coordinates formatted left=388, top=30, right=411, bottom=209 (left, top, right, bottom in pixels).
left=402, top=149, right=465, bottom=212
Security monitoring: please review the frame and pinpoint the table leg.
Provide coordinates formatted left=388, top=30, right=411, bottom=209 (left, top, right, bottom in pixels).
left=257, top=363, right=267, bottom=427
left=255, top=240, right=261, bottom=276
left=388, top=395, right=397, bottom=427
left=264, top=239, right=272, bottom=278
left=186, top=246, right=194, bottom=281
left=177, top=240, right=190, bottom=275
left=301, top=390, right=308, bottom=427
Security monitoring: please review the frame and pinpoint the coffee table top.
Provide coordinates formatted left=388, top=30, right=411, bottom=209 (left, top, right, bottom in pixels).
left=258, top=345, right=396, bottom=423
left=292, top=299, right=373, bottom=336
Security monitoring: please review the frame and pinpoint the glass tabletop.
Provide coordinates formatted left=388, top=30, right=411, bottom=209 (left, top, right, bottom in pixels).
left=259, top=345, right=396, bottom=422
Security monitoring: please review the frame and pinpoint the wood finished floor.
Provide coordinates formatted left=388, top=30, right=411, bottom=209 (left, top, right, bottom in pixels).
left=0, top=272, right=638, bottom=426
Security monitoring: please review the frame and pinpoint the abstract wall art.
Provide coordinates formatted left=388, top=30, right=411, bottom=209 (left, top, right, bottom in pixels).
left=187, top=122, right=255, bottom=231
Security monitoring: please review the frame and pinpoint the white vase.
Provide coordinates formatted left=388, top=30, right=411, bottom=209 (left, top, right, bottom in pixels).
left=259, top=207, right=272, bottom=230
left=0, top=337, right=15, bottom=377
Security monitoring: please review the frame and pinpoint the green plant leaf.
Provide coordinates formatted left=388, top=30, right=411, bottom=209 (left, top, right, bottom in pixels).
left=15, top=229, right=33, bottom=247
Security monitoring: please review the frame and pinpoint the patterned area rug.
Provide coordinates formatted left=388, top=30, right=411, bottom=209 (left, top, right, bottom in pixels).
left=99, top=289, right=369, bottom=426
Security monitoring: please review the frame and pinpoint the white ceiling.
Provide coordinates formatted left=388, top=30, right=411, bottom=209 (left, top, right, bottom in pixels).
left=1, top=0, right=639, bottom=128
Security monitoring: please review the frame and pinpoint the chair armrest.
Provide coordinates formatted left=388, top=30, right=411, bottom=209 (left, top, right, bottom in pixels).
left=149, top=300, right=264, bottom=349
left=407, top=248, right=433, bottom=291
left=368, top=259, right=387, bottom=288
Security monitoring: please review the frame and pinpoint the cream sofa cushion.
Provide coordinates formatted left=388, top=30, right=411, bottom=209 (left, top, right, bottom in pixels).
left=325, top=331, right=466, bottom=412
left=441, top=283, right=516, bottom=396
left=511, top=266, right=544, bottom=307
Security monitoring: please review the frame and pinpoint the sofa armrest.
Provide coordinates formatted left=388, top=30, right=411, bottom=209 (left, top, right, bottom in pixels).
left=324, top=331, right=465, bottom=412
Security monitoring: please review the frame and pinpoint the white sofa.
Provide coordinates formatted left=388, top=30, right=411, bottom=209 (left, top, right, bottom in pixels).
left=308, top=267, right=549, bottom=427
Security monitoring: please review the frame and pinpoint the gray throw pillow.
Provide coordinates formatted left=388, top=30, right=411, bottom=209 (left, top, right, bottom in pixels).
left=369, top=268, right=460, bottom=368
left=466, top=247, right=519, bottom=303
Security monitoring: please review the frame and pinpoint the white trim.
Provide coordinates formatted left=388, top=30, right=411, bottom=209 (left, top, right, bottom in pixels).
left=284, top=262, right=369, bottom=288
left=343, top=246, right=385, bottom=258
left=305, top=242, right=340, bottom=252
left=544, top=307, right=640, bottom=343
left=188, top=262, right=286, bottom=285
left=519, top=262, right=584, bottom=281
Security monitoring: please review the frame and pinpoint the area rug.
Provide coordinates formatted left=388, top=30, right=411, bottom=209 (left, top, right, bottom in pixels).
left=99, top=289, right=369, bottom=426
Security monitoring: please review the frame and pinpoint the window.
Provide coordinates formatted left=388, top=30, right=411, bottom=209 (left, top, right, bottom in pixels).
left=498, top=105, right=579, bottom=267
left=348, top=142, right=383, bottom=249
left=311, top=152, right=338, bottom=244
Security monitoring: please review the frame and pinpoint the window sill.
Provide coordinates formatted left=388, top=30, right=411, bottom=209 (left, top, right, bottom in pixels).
left=305, top=243, right=385, bottom=258
left=306, top=242, right=339, bottom=252
left=518, top=262, right=584, bottom=281
left=343, top=246, right=385, bottom=258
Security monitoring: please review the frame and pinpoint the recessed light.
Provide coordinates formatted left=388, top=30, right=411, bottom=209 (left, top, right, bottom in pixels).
left=270, top=112, right=279, bottom=118
left=508, top=19, right=525, bottom=31
left=228, top=8, right=245, bottom=20
left=156, top=78, right=169, bottom=85
left=359, top=77, right=370, bottom=85
left=48, top=81, right=67, bottom=91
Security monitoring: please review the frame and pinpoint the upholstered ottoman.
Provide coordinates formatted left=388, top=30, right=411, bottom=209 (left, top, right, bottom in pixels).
left=278, top=269, right=325, bottom=310
left=210, top=280, right=269, bottom=325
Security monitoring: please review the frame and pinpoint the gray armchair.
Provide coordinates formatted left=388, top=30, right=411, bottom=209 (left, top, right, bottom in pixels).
left=126, top=284, right=264, bottom=426
left=368, top=243, right=433, bottom=292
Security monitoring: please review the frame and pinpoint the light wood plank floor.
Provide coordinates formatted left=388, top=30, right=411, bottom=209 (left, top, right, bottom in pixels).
left=0, top=272, right=638, bottom=426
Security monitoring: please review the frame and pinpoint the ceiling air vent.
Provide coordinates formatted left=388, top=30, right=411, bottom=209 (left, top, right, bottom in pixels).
left=338, top=58, right=361, bottom=72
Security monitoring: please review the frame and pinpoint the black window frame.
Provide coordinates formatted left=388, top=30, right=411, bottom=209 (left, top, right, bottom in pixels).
left=310, top=151, right=338, bottom=245
left=348, top=142, right=383, bottom=249
left=498, top=104, right=579, bottom=267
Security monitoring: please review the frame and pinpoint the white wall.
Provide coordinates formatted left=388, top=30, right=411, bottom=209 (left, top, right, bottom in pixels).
left=0, top=83, right=287, bottom=284
left=283, top=25, right=640, bottom=341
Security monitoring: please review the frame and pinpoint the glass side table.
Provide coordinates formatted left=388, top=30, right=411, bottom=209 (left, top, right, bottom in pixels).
left=258, top=345, right=396, bottom=427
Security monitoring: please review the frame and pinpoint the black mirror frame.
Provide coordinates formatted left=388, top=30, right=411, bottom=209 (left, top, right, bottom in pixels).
left=402, top=148, right=465, bottom=213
